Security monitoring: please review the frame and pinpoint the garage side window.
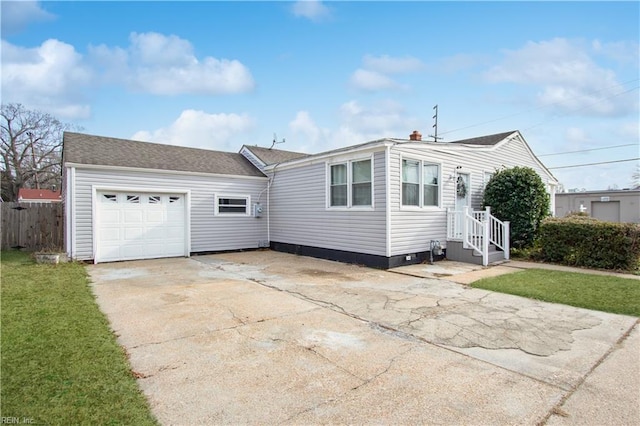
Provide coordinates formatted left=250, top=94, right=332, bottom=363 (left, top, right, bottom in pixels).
left=215, top=195, right=250, bottom=215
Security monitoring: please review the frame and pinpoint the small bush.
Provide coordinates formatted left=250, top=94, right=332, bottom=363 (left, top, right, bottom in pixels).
left=534, top=216, right=640, bottom=271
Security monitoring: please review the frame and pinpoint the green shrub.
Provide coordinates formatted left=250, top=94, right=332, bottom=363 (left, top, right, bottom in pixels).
left=534, top=216, right=640, bottom=271
left=483, top=166, right=550, bottom=249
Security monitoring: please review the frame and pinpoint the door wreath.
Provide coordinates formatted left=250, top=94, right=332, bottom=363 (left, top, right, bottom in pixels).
left=456, top=176, right=467, bottom=198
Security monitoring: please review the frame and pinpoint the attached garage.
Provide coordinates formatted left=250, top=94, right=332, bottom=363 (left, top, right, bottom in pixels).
left=63, top=132, right=270, bottom=263
left=95, top=191, right=188, bottom=262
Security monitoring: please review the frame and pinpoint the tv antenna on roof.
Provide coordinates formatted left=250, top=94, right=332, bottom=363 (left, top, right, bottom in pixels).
left=428, top=104, right=443, bottom=143
left=270, top=133, right=285, bottom=149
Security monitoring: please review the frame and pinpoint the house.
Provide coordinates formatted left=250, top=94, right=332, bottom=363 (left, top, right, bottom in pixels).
left=62, top=130, right=558, bottom=267
left=18, top=188, right=62, bottom=203
left=555, top=189, right=640, bottom=223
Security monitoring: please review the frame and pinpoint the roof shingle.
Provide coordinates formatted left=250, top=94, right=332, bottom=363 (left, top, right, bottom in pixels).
left=448, top=131, right=517, bottom=146
left=63, top=132, right=266, bottom=178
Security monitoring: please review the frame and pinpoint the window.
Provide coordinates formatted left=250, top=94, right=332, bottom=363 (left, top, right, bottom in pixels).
left=330, top=164, right=347, bottom=207
left=401, top=158, right=440, bottom=208
left=483, top=172, right=494, bottom=189
left=402, top=159, right=420, bottom=206
left=328, top=158, right=373, bottom=208
left=352, top=159, right=372, bottom=206
left=102, top=194, right=117, bottom=203
left=148, top=195, right=161, bottom=204
left=216, top=196, right=249, bottom=215
left=423, top=164, right=439, bottom=206
left=126, top=195, right=140, bottom=203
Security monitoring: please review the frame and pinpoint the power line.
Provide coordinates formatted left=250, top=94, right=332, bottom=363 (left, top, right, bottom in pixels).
left=548, top=158, right=639, bottom=170
left=538, top=143, right=638, bottom=157
left=438, top=78, right=640, bottom=137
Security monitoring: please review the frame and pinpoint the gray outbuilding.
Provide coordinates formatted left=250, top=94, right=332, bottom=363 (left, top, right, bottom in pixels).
left=555, top=189, right=640, bottom=223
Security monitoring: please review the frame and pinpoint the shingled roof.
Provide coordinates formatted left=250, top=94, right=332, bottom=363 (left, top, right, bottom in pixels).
left=242, top=145, right=309, bottom=166
left=448, top=131, right=517, bottom=146
left=63, top=132, right=266, bottom=178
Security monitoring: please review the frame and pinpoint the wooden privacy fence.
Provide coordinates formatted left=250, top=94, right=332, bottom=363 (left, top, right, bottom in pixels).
left=1, top=202, right=64, bottom=251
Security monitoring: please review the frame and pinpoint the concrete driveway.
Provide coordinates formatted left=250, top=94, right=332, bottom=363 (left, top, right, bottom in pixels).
left=88, top=251, right=639, bottom=425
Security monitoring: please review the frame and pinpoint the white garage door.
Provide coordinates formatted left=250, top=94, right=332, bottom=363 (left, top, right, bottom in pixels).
left=96, top=191, right=186, bottom=262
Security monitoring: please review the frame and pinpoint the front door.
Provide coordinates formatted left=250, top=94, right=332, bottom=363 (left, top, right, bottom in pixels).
left=454, top=173, right=471, bottom=238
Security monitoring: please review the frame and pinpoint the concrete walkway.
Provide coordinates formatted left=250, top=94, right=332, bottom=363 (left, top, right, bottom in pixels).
left=88, top=253, right=639, bottom=425
left=393, top=259, right=640, bottom=285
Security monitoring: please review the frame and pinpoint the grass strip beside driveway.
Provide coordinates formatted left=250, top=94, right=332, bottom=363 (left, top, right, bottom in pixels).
left=1, top=251, right=157, bottom=425
left=472, top=268, right=640, bottom=317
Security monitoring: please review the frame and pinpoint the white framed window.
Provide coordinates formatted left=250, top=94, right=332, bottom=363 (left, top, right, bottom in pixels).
left=402, top=159, right=420, bottom=206
left=483, top=172, right=494, bottom=189
left=328, top=157, right=373, bottom=208
left=215, top=195, right=250, bottom=215
left=330, top=163, right=348, bottom=207
left=352, top=159, right=372, bottom=206
left=401, top=157, right=441, bottom=208
left=423, top=163, right=439, bottom=206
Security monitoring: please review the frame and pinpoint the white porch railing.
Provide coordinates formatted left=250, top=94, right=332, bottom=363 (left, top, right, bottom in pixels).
left=447, top=206, right=510, bottom=266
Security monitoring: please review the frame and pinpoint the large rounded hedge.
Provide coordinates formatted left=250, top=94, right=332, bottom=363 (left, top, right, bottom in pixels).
left=483, top=166, right=550, bottom=249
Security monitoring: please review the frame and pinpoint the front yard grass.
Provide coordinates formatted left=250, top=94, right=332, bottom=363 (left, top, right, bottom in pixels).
left=472, top=268, right=640, bottom=317
left=0, top=250, right=157, bottom=425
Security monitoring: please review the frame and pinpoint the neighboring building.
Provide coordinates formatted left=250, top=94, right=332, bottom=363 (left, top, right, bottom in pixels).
left=17, top=188, right=62, bottom=203
left=63, top=130, right=558, bottom=267
left=555, top=189, right=640, bottom=223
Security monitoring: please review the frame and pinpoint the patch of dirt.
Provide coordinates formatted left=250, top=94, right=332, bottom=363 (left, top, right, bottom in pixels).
left=298, top=268, right=353, bottom=281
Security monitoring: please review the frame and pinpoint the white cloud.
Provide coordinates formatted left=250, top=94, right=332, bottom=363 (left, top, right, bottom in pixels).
left=429, top=53, right=486, bottom=73
left=1, top=39, right=92, bottom=119
left=616, top=121, right=639, bottom=141
left=563, top=127, right=592, bottom=150
left=291, top=1, right=331, bottom=22
left=349, top=69, right=401, bottom=91
left=288, top=100, right=420, bottom=152
left=362, top=54, right=424, bottom=74
left=592, top=40, right=640, bottom=66
left=1, top=1, right=55, bottom=35
left=485, top=38, right=637, bottom=116
left=132, top=109, right=253, bottom=151
left=89, top=32, right=255, bottom=95
left=339, top=99, right=417, bottom=137
left=350, top=54, right=424, bottom=92
left=289, top=111, right=323, bottom=145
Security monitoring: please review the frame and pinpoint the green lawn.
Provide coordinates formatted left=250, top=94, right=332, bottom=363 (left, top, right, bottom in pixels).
left=472, top=268, right=640, bottom=317
left=1, top=251, right=157, bottom=425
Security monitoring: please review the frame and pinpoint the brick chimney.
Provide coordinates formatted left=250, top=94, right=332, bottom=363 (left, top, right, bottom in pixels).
left=409, top=130, right=422, bottom=141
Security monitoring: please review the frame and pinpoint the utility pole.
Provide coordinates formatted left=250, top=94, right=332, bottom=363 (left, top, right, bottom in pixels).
left=428, top=105, right=443, bottom=143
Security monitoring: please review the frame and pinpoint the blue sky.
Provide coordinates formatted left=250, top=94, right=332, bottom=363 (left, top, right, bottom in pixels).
left=2, top=1, right=638, bottom=191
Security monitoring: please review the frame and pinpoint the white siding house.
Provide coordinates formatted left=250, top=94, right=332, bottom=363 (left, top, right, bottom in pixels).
left=246, top=130, right=557, bottom=268
left=63, top=130, right=557, bottom=267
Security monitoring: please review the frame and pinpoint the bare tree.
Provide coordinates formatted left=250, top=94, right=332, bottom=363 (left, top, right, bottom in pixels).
left=633, top=165, right=640, bottom=190
left=1, top=103, right=79, bottom=201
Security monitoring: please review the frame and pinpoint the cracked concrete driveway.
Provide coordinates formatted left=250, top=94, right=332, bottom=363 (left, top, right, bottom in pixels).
left=88, top=251, right=638, bottom=425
